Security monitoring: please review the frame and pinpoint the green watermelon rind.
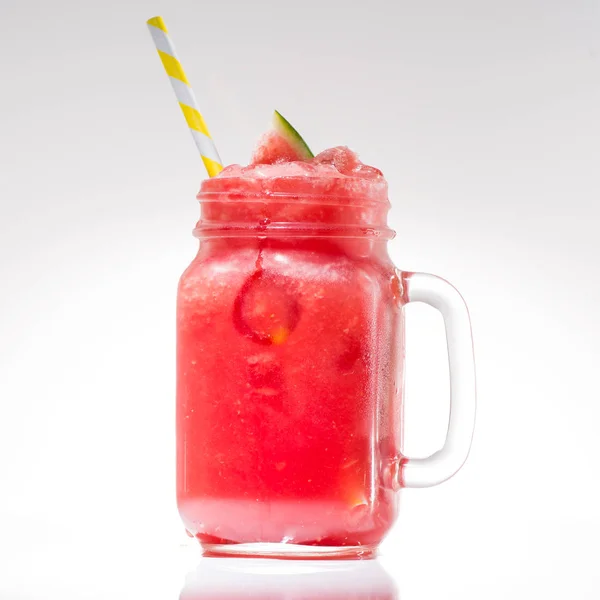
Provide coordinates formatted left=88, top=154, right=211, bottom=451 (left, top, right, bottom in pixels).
left=272, top=110, right=314, bottom=159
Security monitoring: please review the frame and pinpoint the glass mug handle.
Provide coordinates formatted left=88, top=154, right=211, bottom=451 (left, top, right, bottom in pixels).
left=401, top=272, right=477, bottom=488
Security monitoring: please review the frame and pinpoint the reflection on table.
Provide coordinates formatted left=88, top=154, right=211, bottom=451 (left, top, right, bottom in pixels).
left=180, top=557, right=398, bottom=599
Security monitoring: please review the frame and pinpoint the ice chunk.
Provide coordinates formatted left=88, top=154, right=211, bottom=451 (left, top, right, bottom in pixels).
left=217, top=163, right=245, bottom=177
left=313, top=146, right=360, bottom=175
left=313, top=146, right=384, bottom=180
left=351, top=162, right=384, bottom=180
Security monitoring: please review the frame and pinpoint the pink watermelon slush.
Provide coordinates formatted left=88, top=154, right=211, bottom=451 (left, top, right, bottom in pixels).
left=177, top=146, right=403, bottom=552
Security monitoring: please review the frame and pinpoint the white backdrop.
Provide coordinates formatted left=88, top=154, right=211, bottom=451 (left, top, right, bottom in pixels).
left=1, top=0, right=599, bottom=597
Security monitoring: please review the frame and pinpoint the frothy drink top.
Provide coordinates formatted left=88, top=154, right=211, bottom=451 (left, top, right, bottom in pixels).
left=197, top=111, right=392, bottom=233
left=199, top=146, right=389, bottom=206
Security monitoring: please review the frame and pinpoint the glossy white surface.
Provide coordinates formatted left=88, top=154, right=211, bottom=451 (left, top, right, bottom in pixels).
left=181, top=558, right=397, bottom=596
left=1, top=519, right=598, bottom=599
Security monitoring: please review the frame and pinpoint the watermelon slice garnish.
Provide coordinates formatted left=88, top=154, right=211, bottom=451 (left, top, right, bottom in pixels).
left=251, top=111, right=314, bottom=165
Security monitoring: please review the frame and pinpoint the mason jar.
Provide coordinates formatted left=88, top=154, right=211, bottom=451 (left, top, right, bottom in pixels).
left=176, top=166, right=476, bottom=558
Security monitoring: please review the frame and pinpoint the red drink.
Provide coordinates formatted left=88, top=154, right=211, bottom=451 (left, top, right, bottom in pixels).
left=177, top=147, right=404, bottom=558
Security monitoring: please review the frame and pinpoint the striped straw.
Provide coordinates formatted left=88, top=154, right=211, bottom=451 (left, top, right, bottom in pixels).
left=147, top=16, right=223, bottom=177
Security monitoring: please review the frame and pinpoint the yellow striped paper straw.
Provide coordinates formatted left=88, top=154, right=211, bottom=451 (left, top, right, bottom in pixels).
left=147, top=16, right=223, bottom=177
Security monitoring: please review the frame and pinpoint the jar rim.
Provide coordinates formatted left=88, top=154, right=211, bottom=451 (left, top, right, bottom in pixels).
left=198, top=175, right=390, bottom=208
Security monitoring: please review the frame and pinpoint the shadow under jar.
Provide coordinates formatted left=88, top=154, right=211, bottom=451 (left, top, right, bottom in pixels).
left=176, top=169, right=476, bottom=559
